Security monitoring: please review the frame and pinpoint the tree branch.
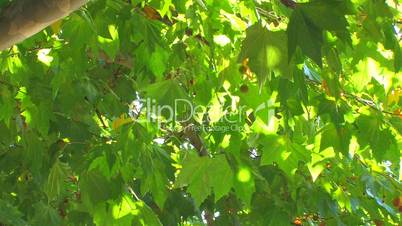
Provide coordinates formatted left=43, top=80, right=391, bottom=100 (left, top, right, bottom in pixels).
left=181, top=121, right=209, bottom=156
left=305, top=77, right=402, bottom=117
left=280, top=0, right=297, bottom=9
left=0, top=0, right=88, bottom=51
left=342, top=92, right=401, bottom=117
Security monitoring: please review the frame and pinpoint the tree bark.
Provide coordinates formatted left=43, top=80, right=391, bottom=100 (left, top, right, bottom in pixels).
left=0, top=0, right=88, bottom=51
left=280, top=0, right=297, bottom=9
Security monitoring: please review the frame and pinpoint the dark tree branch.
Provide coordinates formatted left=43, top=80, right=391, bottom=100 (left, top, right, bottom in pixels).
left=280, top=0, right=297, bottom=9
left=0, top=0, right=88, bottom=51
left=181, top=121, right=209, bottom=156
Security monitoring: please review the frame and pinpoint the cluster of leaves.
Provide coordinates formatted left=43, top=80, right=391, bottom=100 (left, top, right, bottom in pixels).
left=0, top=0, right=401, bottom=225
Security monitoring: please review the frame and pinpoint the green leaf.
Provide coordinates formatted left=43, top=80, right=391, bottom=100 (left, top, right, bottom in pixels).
left=80, top=169, right=121, bottom=205
left=22, top=131, right=45, bottom=175
left=143, top=79, right=189, bottom=118
left=97, top=24, right=120, bottom=60
left=324, top=47, right=343, bottom=74
left=356, top=114, right=398, bottom=161
left=300, top=0, right=350, bottom=43
left=320, top=123, right=351, bottom=156
left=260, top=135, right=310, bottom=177
left=208, top=155, right=234, bottom=202
left=31, top=202, right=62, bottom=226
left=351, top=58, right=373, bottom=91
left=0, top=200, right=27, bottom=226
left=149, top=46, right=169, bottom=79
left=139, top=148, right=170, bottom=209
left=287, top=8, right=323, bottom=66
left=233, top=165, right=255, bottom=207
left=0, top=87, right=15, bottom=126
left=176, top=154, right=234, bottom=205
left=389, top=117, right=402, bottom=134
left=141, top=169, right=168, bottom=208
left=45, top=160, right=70, bottom=200
left=278, top=78, right=304, bottom=115
left=93, top=195, right=163, bottom=226
left=239, top=24, right=289, bottom=87
left=132, top=201, right=163, bottom=226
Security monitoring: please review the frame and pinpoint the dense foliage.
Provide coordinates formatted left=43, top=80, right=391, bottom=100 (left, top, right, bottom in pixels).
left=0, top=0, right=401, bottom=225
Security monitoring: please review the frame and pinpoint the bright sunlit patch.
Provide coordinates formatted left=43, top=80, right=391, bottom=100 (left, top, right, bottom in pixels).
left=280, top=150, right=291, bottom=161
left=221, top=134, right=231, bottom=148
left=231, top=96, right=239, bottom=112
left=37, top=49, right=53, bottom=66
left=322, top=181, right=333, bottom=193
left=266, top=45, right=281, bottom=67
left=351, top=32, right=360, bottom=45
left=112, top=195, right=139, bottom=219
left=251, top=92, right=278, bottom=134
left=220, top=10, right=247, bottom=31
left=154, top=138, right=165, bottom=144
left=208, top=96, right=225, bottom=123
left=20, top=110, right=31, bottom=124
left=377, top=43, right=393, bottom=59
left=351, top=57, right=374, bottom=91
left=237, top=168, right=251, bottom=183
left=108, top=24, right=119, bottom=40
left=348, top=136, right=360, bottom=157
left=308, top=164, right=324, bottom=182
left=223, top=80, right=231, bottom=90
left=251, top=117, right=271, bottom=134
left=213, top=35, right=231, bottom=46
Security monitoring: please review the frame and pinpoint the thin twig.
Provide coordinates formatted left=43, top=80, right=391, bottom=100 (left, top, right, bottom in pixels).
left=128, top=186, right=141, bottom=201
left=304, top=77, right=401, bottom=117
left=342, top=92, right=400, bottom=117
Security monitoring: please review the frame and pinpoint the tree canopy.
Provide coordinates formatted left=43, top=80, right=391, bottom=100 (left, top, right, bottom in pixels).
left=0, top=0, right=401, bottom=225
